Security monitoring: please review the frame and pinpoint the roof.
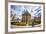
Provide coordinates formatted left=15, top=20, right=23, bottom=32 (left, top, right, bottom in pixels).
left=22, top=10, right=31, bottom=16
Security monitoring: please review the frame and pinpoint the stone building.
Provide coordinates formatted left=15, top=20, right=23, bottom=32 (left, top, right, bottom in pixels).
left=22, top=10, right=31, bottom=22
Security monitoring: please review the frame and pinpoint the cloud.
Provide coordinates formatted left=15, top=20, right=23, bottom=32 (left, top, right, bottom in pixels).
left=11, top=5, right=41, bottom=18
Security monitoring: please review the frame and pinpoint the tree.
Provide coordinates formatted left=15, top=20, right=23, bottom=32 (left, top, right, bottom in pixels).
left=16, top=18, right=20, bottom=22
left=32, top=19, right=35, bottom=27
left=12, top=14, right=15, bottom=22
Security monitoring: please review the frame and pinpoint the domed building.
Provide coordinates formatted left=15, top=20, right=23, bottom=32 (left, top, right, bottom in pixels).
left=22, top=10, right=31, bottom=22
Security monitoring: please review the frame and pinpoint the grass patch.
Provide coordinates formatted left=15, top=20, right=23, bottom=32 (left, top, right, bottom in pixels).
left=11, top=21, right=41, bottom=26
left=11, top=22, right=32, bottom=26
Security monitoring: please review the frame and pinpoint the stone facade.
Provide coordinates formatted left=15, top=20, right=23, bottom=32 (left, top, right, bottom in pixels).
left=22, top=10, right=31, bottom=22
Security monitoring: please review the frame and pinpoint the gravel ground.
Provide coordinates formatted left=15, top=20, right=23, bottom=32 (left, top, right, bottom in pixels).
left=11, top=24, right=41, bottom=28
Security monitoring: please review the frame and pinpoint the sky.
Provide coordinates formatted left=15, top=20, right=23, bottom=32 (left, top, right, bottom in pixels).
left=10, top=5, right=41, bottom=19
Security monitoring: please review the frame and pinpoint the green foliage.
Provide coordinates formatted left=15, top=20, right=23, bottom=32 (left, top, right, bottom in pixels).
left=12, top=15, right=15, bottom=22
left=11, top=22, right=32, bottom=26
left=32, top=19, right=41, bottom=25
left=11, top=19, right=41, bottom=26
